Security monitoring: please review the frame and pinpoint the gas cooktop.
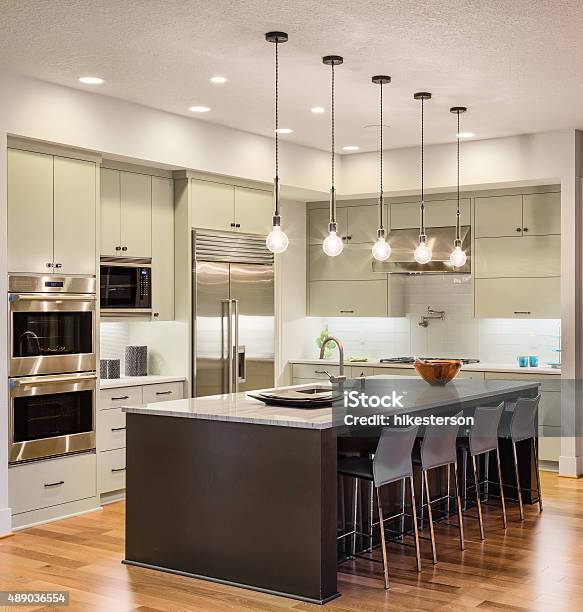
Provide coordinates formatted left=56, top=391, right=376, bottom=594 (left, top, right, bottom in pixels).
left=379, top=357, right=480, bottom=365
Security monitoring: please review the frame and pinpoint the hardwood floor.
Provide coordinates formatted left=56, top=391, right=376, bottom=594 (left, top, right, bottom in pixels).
left=1, top=471, right=582, bottom=611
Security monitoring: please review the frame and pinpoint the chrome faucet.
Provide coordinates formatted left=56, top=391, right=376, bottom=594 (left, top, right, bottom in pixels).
left=318, top=336, right=347, bottom=388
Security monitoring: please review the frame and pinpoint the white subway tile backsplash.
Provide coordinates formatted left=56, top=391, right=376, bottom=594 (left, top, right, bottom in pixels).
left=298, top=274, right=561, bottom=364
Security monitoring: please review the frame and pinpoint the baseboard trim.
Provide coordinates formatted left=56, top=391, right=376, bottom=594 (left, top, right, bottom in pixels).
left=122, top=559, right=341, bottom=605
left=11, top=497, right=101, bottom=531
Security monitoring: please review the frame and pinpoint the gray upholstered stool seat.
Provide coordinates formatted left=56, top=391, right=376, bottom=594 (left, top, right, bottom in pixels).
left=337, top=456, right=374, bottom=481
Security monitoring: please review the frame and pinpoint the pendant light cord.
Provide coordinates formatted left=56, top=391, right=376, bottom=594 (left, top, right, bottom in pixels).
left=379, top=82, right=384, bottom=230
left=420, top=96, right=425, bottom=235
left=456, top=110, right=460, bottom=241
left=330, top=62, right=336, bottom=224
left=274, top=39, right=280, bottom=218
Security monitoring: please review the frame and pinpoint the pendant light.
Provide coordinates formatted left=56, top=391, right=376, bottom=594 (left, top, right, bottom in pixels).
left=413, top=92, right=432, bottom=265
left=265, top=31, right=289, bottom=254
left=371, top=75, right=392, bottom=262
left=322, top=55, right=344, bottom=257
left=449, top=106, right=468, bottom=268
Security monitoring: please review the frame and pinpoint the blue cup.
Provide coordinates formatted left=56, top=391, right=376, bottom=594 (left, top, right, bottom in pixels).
left=529, top=355, right=539, bottom=367
left=517, top=356, right=529, bottom=367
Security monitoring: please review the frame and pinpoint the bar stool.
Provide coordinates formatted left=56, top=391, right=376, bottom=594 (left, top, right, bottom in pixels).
left=337, top=425, right=421, bottom=589
left=414, top=412, right=464, bottom=564
left=506, top=395, right=543, bottom=520
left=458, top=404, right=507, bottom=539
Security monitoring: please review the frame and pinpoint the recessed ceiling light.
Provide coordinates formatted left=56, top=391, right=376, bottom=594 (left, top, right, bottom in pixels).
left=457, top=131, right=474, bottom=138
left=275, top=128, right=293, bottom=134
left=210, top=76, right=227, bottom=84
left=189, top=106, right=211, bottom=113
left=311, top=106, right=325, bottom=113
left=78, top=76, right=104, bottom=85
left=343, top=145, right=360, bottom=151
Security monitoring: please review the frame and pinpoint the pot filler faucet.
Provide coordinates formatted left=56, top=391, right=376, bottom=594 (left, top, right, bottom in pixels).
left=318, top=336, right=347, bottom=388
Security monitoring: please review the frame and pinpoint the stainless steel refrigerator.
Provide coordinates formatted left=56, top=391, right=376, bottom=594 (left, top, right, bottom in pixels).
left=192, top=229, right=275, bottom=397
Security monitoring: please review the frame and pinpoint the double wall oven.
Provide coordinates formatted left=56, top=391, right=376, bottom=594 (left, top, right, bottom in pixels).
left=8, top=275, right=97, bottom=464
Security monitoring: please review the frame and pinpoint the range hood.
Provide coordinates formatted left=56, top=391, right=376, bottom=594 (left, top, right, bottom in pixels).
left=372, top=225, right=471, bottom=274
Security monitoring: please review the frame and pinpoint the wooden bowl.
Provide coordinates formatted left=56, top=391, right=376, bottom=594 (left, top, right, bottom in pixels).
left=414, top=359, right=462, bottom=386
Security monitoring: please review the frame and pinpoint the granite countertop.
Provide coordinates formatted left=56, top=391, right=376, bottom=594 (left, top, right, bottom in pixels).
left=290, top=358, right=561, bottom=375
left=100, top=375, right=186, bottom=389
left=122, top=378, right=540, bottom=430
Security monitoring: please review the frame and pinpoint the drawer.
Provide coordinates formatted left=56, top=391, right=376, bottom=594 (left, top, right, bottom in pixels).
left=376, top=367, right=418, bottom=377
left=484, top=371, right=560, bottom=392
left=349, top=365, right=376, bottom=378
left=99, top=448, right=126, bottom=494
left=456, top=371, right=485, bottom=380
left=100, top=386, right=142, bottom=410
left=98, top=407, right=126, bottom=451
left=292, top=378, right=324, bottom=385
left=538, top=426, right=560, bottom=462
left=292, top=363, right=339, bottom=380
left=142, top=381, right=183, bottom=404
left=9, top=453, right=96, bottom=515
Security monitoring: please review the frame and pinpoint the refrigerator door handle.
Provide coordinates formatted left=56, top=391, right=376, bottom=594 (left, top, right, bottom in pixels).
left=232, top=299, right=240, bottom=393
left=221, top=299, right=234, bottom=394
left=237, top=345, right=246, bottom=384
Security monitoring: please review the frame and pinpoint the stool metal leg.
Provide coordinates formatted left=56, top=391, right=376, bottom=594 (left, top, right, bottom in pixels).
left=423, top=469, right=437, bottom=564
left=495, top=447, right=508, bottom=529
left=368, top=481, right=374, bottom=552
left=512, top=441, right=524, bottom=520
left=532, top=437, right=543, bottom=512
left=471, top=455, right=485, bottom=540
left=453, top=462, right=465, bottom=551
left=352, top=478, right=359, bottom=555
left=409, top=475, right=422, bottom=572
left=420, top=471, right=424, bottom=528
left=400, top=478, right=406, bottom=542
left=376, top=487, right=390, bottom=589
left=446, top=463, right=451, bottom=516
left=462, top=450, right=468, bottom=511
left=484, top=450, right=490, bottom=502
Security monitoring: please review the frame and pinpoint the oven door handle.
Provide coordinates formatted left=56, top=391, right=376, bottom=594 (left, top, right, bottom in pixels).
left=10, top=294, right=96, bottom=302
left=12, top=374, right=97, bottom=387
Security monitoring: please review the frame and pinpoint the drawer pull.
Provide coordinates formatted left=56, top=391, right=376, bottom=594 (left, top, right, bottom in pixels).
left=44, top=480, right=64, bottom=488
left=314, top=370, right=328, bottom=375
left=155, top=390, right=173, bottom=395
left=514, top=311, right=531, bottom=315
left=111, top=395, right=129, bottom=400
left=111, top=426, right=126, bottom=432
left=111, top=467, right=126, bottom=473
left=339, top=310, right=354, bottom=314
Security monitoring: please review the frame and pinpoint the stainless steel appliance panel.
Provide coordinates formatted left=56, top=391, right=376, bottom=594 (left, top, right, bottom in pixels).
left=100, top=257, right=152, bottom=314
left=9, top=372, right=96, bottom=464
left=229, top=263, right=275, bottom=393
left=9, top=283, right=96, bottom=377
left=194, top=262, right=230, bottom=397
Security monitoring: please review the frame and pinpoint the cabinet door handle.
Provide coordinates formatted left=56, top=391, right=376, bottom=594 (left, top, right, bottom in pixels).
left=514, top=311, right=531, bottom=315
left=347, top=235, right=352, bottom=241
left=235, top=223, right=241, bottom=228
left=44, top=480, right=64, bottom=488
left=155, top=390, right=172, bottom=396
left=523, top=227, right=529, bottom=232
left=111, top=395, right=129, bottom=401
left=115, top=246, right=122, bottom=251
left=111, top=467, right=126, bottom=473
left=230, top=223, right=236, bottom=228
left=121, top=246, right=128, bottom=251
left=516, top=228, right=522, bottom=232
left=153, top=312, right=159, bottom=317
left=111, top=426, right=126, bottom=432
left=54, top=263, right=62, bottom=268
left=340, top=309, right=355, bottom=314
left=46, top=262, right=53, bottom=268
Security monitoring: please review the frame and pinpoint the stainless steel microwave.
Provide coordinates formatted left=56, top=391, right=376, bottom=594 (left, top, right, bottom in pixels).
left=100, top=257, right=152, bottom=314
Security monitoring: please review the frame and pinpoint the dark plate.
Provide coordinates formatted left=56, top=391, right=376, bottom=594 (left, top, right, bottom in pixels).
left=247, top=392, right=342, bottom=409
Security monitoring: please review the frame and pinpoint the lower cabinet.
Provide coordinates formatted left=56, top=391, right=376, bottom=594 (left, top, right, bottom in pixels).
left=98, top=381, right=184, bottom=495
left=9, top=453, right=97, bottom=516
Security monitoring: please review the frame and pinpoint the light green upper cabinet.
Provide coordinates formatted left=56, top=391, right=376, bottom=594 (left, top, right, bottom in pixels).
left=100, top=168, right=122, bottom=257
left=346, top=205, right=385, bottom=243
left=101, top=169, right=152, bottom=257
left=151, top=177, right=174, bottom=321
left=8, top=149, right=54, bottom=274
left=475, top=195, right=523, bottom=237
left=308, top=207, right=348, bottom=245
left=191, top=179, right=234, bottom=232
left=8, top=149, right=96, bottom=275
left=234, top=187, right=272, bottom=235
left=309, top=244, right=378, bottom=281
left=120, top=172, right=151, bottom=257
left=53, top=157, right=96, bottom=275
left=391, top=198, right=470, bottom=229
left=523, top=192, right=561, bottom=235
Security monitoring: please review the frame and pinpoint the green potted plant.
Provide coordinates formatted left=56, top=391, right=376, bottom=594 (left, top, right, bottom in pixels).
left=316, top=325, right=336, bottom=359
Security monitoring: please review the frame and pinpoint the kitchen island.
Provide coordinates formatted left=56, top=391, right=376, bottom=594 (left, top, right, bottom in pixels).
left=122, top=378, right=539, bottom=604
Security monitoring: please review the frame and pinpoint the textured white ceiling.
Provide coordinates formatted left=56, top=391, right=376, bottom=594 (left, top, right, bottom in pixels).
left=2, top=0, right=583, bottom=153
